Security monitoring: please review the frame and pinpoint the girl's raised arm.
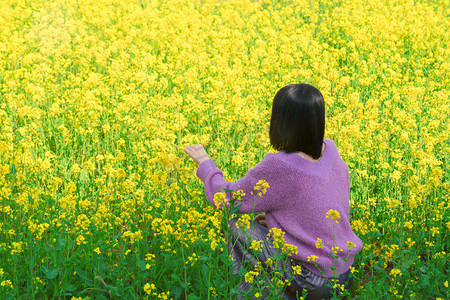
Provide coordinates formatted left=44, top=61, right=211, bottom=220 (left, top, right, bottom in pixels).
left=184, top=144, right=210, bottom=165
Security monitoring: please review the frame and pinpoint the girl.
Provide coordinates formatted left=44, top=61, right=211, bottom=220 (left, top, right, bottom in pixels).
left=184, top=83, right=363, bottom=299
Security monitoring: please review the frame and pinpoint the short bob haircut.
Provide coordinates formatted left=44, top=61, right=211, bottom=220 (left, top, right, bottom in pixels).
left=269, top=83, right=325, bottom=159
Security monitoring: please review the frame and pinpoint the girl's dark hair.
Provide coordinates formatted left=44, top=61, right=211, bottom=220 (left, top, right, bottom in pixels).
left=269, top=83, right=325, bottom=159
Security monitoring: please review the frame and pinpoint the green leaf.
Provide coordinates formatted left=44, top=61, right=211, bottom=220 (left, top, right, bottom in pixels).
left=202, top=264, right=209, bottom=285
left=199, top=255, right=210, bottom=261
left=64, top=284, right=77, bottom=292
left=137, top=258, right=146, bottom=271
left=108, top=284, right=121, bottom=297
left=180, top=281, right=189, bottom=290
left=365, top=281, right=376, bottom=297
left=95, top=294, right=108, bottom=300
left=171, top=273, right=182, bottom=283
left=171, top=285, right=183, bottom=299
left=56, top=238, right=66, bottom=251
left=75, top=267, right=94, bottom=286
left=107, top=284, right=118, bottom=291
left=41, top=266, right=59, bottom=279
left=401, top=258, right=415, bottom=271
left=230, top=203, right=243, bottom=214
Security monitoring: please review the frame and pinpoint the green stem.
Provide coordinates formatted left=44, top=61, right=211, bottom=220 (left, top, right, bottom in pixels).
left=179, top=241, right=188, bottom=300
left=207, top=259, right=211, bottom=300
left=29, top=238, right=34, bottom=297
left=333, top=221, right=336, bottom=279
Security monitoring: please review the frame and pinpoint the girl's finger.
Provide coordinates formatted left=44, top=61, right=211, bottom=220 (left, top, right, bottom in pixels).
left=254, top=214, right=265, bottom=222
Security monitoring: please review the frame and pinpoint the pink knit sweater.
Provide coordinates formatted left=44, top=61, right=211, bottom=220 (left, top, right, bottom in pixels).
left=196, top=139, right=363, bottom=277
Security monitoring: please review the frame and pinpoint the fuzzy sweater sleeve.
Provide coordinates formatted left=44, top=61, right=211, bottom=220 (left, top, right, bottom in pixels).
left=196, top=154, right=282, bottom=214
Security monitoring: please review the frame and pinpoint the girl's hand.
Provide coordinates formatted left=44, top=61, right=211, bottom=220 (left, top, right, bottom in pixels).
left=184, top=144, right=210, bottom=165
left=254, top=214, right=267, bottom=227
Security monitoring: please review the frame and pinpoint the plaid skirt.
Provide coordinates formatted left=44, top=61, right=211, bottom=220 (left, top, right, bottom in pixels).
left=228, top=217, right=352, bottom=300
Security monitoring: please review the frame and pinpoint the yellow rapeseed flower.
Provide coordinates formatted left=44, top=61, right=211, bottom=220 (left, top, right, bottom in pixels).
left=249, top=240, right=263, bottom=252
left=267, top=227, right=286, bottom=249
left=1, top=280, right=13, bottom=289
left=346, top=241, right=356, bottom=249
left=213, top=192, right=227, bottom=210
left=143, top=283, right=157, bottom=295
left=253, top=179, right=270, bottom=196
left=316, top=238, right=324, bottom=249
left=236, top=215, right=251, bottom=230
left=244, top=270, right=258, bottom=283
left=325, top=209, right=341, bottom=223
left=307, top=255, right=318, bottom=262
left=389, top=268, right=402, bottom=278
left=292, top=265, right=302, bottom=275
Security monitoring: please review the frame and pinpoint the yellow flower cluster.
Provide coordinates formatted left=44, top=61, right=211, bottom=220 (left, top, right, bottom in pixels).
left=233, top=190, right=246, bottom=202
left=236, top=215, right=251, bottom=230
left=10, top=242, right=25, bottom=256
left=307, top=255, right=318, bottom=262
left=281, top=243, right=298, bottom=255
left=209, top=287, right=218, bottom=298
left=346, top=241, right=356, bottom=249
left=249, top=240, right=263, bottom=252
left=389, top=268, right=402, bottom=278
left=122, top=230, right=143, bottom=244
left=213, top=192, right=227, bottom=210
left=244, top=270, right=259, bottom=284
left=253, top=179, right=270, bottom=197
left=267, top=227, right=285, bottom=249
left=315, top=238, right=324, bottom=249
left=143, top=283, right=157, bottom=296
left=325, top=209, right=341, bottom=223
left=0, top=280, right=13, bottom=289
left=292, top=265, right=302, bottom=275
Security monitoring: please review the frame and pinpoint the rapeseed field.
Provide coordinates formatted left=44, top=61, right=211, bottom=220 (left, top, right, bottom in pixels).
left=0, top=0, right=448, bottom=298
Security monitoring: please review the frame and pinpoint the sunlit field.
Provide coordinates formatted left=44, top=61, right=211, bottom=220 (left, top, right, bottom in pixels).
left=0, top=0, right=448, bottom=298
